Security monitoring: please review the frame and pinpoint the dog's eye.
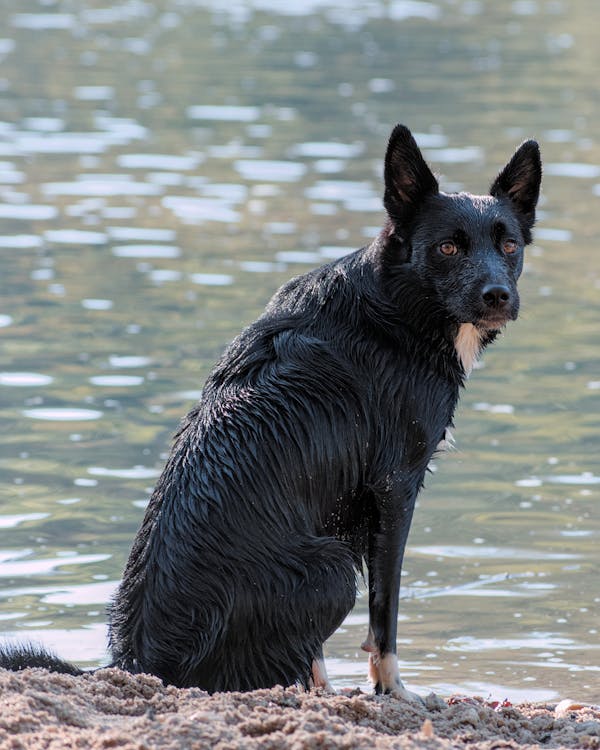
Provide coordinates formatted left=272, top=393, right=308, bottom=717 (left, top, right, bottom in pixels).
left=503, top=240, right=518, bottom=254
left=439, top=241, right=458, bottom=256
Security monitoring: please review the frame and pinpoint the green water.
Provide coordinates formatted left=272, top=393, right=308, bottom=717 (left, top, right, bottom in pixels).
left=0, top=0, right=598, bottom=702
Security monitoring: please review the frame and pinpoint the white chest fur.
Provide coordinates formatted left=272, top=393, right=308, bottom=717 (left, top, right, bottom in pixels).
left=454, top=323, right=482, bottom=377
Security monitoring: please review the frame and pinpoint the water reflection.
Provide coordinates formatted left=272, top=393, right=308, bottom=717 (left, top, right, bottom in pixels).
left=0, top=553, right=110, bottom=578
left=22, top=408, right=104, bottom=422
left=0, top=204, right=56, bottom=219
left=0, top=373, right=53, bottom=387
left=112, top=244, right=180, bottom=258
left=0, top=513, right=50, bottom=529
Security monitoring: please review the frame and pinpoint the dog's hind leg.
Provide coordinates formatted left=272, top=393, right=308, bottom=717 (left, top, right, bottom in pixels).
left=209, top=536, right=356, bottom=692
left=263, top=536, right=356, bottom=691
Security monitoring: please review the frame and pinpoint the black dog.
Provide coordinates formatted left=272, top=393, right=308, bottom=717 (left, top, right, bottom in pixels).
left=1, top=125, right=541, bottom=700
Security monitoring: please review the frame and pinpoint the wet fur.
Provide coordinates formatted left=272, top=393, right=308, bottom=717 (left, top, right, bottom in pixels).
left=0, top=125, right=541, bottom=695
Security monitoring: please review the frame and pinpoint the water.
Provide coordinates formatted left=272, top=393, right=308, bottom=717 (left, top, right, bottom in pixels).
left=0, top=0, right=598, bottom=703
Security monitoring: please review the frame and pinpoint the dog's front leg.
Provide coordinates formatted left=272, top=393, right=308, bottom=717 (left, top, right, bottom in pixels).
left=362, top=489, right=422, bottom=703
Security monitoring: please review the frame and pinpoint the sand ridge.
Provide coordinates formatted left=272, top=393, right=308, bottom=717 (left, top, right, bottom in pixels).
left=0, top=667, right=599, bottom=749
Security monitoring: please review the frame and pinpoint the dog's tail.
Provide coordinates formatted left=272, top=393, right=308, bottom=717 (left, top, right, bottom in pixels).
left=0, top=642, right=83, bottom=676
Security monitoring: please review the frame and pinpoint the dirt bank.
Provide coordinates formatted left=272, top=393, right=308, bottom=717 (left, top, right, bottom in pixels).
left=0, top=667, right=598, bottom=749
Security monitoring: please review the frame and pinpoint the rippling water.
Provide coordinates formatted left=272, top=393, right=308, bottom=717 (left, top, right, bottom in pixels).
left=0, top=0, right=598, bottom=702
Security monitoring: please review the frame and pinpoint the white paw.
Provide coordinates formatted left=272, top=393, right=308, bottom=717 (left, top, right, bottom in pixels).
left=368, top=651, right=423, bottom=705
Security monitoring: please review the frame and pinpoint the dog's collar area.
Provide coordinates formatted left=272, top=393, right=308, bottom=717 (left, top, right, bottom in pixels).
left=454, top=323, right=483, bottom=376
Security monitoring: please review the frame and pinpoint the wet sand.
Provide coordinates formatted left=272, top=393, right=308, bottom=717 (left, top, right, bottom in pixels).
left=0, top=667, right=598, bottom=749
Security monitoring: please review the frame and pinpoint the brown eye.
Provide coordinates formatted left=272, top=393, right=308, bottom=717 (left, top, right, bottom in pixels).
left=439, top=241, right=458, bottom=256
left=503, top=240, right=518, bottom=254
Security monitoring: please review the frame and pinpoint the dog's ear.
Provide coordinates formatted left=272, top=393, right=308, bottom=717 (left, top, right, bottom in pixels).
left=383, top=124, right=439, bottom=230
left=490, top=140, right=542, bottom=240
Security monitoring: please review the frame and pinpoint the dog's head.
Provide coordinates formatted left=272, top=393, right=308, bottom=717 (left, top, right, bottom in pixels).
left=382, top=124, right=542, bottom=332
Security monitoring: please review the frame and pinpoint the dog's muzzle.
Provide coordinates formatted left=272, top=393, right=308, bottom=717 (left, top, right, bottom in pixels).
left=477, top=283, right=518, bottom=329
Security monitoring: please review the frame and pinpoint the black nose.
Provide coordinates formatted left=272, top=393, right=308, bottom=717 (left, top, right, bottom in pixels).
left=482, top=284, right=510, bottom=308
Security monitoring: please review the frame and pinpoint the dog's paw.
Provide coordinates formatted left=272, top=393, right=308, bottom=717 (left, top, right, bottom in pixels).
left=369, top=652, right=424, bottom=705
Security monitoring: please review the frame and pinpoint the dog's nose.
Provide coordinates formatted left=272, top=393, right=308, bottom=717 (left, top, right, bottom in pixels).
left=482, top=284, right=510, bottom=308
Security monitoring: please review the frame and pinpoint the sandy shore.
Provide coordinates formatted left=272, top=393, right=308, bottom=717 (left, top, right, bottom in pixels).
left=0, top=667, right=598, bottom=749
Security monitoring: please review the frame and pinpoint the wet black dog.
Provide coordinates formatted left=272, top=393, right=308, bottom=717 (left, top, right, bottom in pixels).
left=1, top=125, right=541, bottom=700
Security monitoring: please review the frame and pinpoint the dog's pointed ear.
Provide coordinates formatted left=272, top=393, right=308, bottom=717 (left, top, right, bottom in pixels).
left=490, top=140, right=542, bottom=239
left=383, top=124, right=439, bottom=229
